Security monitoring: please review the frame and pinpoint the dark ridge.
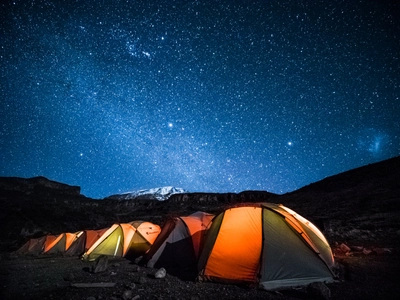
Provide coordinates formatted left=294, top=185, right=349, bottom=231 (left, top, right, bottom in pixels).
left=1, top=156, right=399, bottom=252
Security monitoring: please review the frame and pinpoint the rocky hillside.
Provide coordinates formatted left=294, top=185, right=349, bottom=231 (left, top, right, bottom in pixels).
left=0, top=176, right=81, bottom=197
left=278, top=156, right=400, bottom=245
left=1, top=156, right=399, bottom=252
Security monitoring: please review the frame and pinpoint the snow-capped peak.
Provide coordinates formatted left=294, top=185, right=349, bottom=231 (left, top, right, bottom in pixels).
left=106, top=186, right=188, bottom=201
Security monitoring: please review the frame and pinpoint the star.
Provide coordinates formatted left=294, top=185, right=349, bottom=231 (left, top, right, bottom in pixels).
left=0, top=0, right=398, bottom=198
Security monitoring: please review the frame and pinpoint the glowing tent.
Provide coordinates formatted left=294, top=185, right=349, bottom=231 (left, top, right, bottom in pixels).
left=82, top=221, right=161, bottom=261
left=42, top=232, right=79, bottom=254
left=197, top=203, right=336, bottom=290
left=64, top=228, right=108, bottom=256
left=142, top=211, right=214, bottom=280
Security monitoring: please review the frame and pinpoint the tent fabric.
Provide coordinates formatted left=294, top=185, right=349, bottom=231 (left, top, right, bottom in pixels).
left=142, top=211, right=214, bottom=280
left=200, top=207, right=262, bottom=282
left=197, top=203, right=335, bottom=290
left=65, top=233, right=77, bottom=251
left=81, top=221, right=161, bottom=261
left=64, top=231, right=85, bottom=256
left=43, top=234, right=64, bottom=254
left=16, top=236, right=47, bottom=255
left=16, top=222, right=159, bottom=259
left=17, top=232, right=82, bottom=255
left=180, top=211, right=215, bottom=259
left=85, top=229, right=108, bottom=251
left=64, top=229, right=108, bottom=256
left=259, top=207, right=333, bottom=290
left=42, top=232, right=83, bottom=254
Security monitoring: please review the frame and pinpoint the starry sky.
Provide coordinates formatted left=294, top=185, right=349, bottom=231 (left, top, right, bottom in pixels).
left=1, top=0, right=399, bottom=199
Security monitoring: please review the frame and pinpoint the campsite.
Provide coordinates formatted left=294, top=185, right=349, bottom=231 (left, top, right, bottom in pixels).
left=1, top=156, right=400, bottom=299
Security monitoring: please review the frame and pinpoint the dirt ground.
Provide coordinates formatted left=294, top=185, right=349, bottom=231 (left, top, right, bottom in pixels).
left=1, top=248, right=399, bottom=300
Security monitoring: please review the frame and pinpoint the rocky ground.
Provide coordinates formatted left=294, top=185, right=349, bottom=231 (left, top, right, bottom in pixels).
left=1, top=245, right=399, bottom=300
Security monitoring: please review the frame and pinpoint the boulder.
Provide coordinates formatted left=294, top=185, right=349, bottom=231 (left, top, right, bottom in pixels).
left=90, top=255, right=108, bottom=273
left=155, top=267, right=167, bottom=279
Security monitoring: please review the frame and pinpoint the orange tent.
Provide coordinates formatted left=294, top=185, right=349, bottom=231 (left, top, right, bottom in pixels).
left=198, top=203, right=335, bottom=290
left=43, top=233, right=79, bottom=254
left=16, top=228, right=115, bottom=257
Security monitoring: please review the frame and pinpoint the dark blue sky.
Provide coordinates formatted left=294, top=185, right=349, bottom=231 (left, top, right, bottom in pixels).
left=1, top=0, right=399, bottom=199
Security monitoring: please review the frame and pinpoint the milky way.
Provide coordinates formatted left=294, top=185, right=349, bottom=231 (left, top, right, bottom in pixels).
left=1, top=0, right=399, bottom=198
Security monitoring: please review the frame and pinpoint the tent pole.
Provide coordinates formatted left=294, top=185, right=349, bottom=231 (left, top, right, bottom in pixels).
left=114, top=235, right=121, bottom=257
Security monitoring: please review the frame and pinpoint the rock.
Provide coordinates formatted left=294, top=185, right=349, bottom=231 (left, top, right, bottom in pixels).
left=154, top=267, right=167, bottom=279
left=363, top=248, right=373, bottom=255
left=373, top=247, right=392, bottom=255
left=132, top=276, right=148, bottom=284
left=20, top=224, right=44, bottom=237
left=91, top=255, right=108, bottom=273
left=332, top=262, right=346, bottom=280
left=339, top=243, right=351, bottom=254
left=63, top=273, right=75, bottom=281
left=139, top=276, right=148, bottom=284
left=134, top=256, right=143, bottom=264
left=349, top=245, right=364, bottom=252
left=126, top=283, right=136, bottom=290
left=132, top=296, right=140, bottom=300
left=131, top=265, right=140, bottom=272
left=307, top=282, right=331, bottom=299
left=122, top=289, right=133, bottom=300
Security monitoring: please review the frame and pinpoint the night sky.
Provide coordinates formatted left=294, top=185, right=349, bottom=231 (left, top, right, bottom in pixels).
left=1, top=0, right=399, bottom=199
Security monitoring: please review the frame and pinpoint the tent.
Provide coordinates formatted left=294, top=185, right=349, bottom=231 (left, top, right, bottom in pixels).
left=64, top=228, right=108, bottom=256
left=197, top=203, right=336, bottom=290
left=17, top=232, right=79, bottom=255
left=16, top=229, right=109, bottom=257
left=142, top=211, right=214, bottom=280
left=82, top=221, right=161, bottom=261
left=16, top=236, right=47, bottom=255
left=43, top=232, right=78, bottom=254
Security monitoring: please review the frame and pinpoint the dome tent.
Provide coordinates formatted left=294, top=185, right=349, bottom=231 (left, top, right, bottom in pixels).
left=17, top=228, right=110, bottom=256
left=81, top=221, right=161, bottom=261
left=16, top=236, right=47, bottom=255
left=197, top=203, right=336, bottom=290
left=43, top=232, right=78, bottom=254
left=64, top=228, right=108, bottom=256
left=16, top=222, right=161, bottom=259
left=17, top=232, right=80, bottom=255
left=142, top=211, right=214, bottom=280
